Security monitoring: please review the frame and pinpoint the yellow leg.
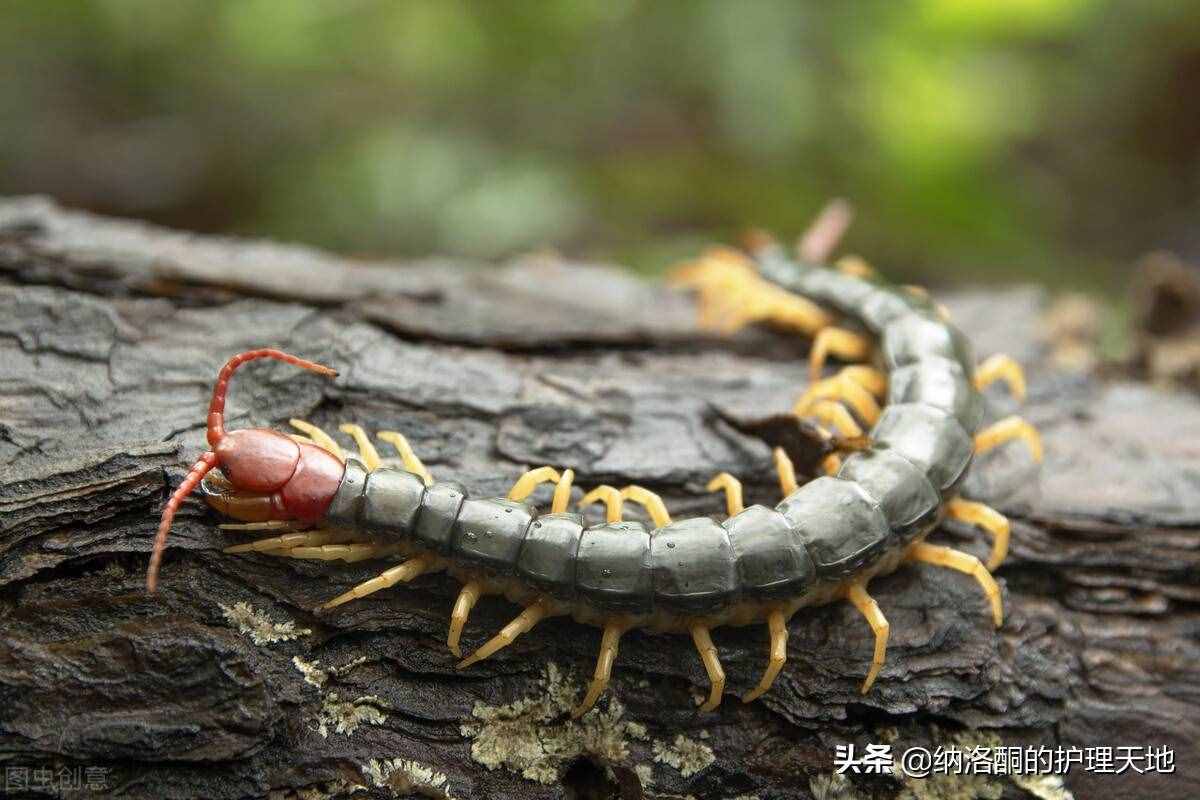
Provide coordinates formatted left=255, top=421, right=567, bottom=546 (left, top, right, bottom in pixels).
left=742, top=608, right=787, bottom=703
left=376, top=430, right=433, bottom=485
left=457, top=599, right=554, bottom=668
left=836, top=255, right=875, bottom=279
left=573, top=622, right=626, bottom=718
left=224, top=531, right=337, bottom=554
left=283, top=543, right=390, bottom=563
left=805, top=399, right=864, bottom=438
left=774, top=447, right=798, bottom=497
left=321, top=554, right=437, bottom=609
left=706, top=472, right=744, bottom=516
left=620, top=486, right=672, bottom=527
left=808, top=328, right=872, bottom=382
left=974, top=416, right=1043, bottom=463
left=338, top=423, right=382, bottom=470
left=579, top=485, right=624, bottom=523
left=552, top=468, right=574, bottom=513
left=845, top=582, right=889, bottom=694
left=507, top=466, right=561, bottom=503
left=447, top=580, right=483, bottom=658
left=690, top=625, right=726, bottom=712
left=668, top=246, right=753, bottom=288
left=218, top=520, right=296, bottom=532
left=974, top=354, right=1027, bottom=402
left=946, top=497, right=1010, bottom=571
left=671, top=248, right=833, bottom=335
left=822, top=453, right=843, bottom=476
left=907, top=542, right=1003, bottom=627
left=713, top=284, right=832, bottom=336
left=841, top=365, right=887, bottom=398
left=794, top=370, right=881, bottom=425
left=289, top=419, right=345, bottom=461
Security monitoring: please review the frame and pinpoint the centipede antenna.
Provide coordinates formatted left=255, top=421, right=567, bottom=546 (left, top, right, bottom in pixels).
left=146, top=451, right=219, bottom=593
left=207, top=348, right=337, bottom=447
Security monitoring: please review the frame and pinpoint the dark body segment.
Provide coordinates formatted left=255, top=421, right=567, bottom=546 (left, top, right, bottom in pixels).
left=650, top=517, right=739, bottom=613
left=791, top=266, right=876, bottom=311
left=888, top=357, right=985, bottom=432
left=880, top=314, right=975, bottom=375
left=777, top=477, right=892, bottom=578
left=872, top=403, right=974, bottom=493
left=838, top=448, right=940, bottom=543
left=856, top=287, right=929, bottom=330
left=412, top=480, right=468, bottom=553
left=452, top=497, right=535, bottom=573
left=724, top=504, right=816, bottom=599
left=576, top=521, right=653, bottom=613
left=517, top=512, right=584, bottom=599
left=305, top=256, right=999, bottom=625
left=362, top=468, right=426, bottom=540
left=323, top=457, right=369, bottom=528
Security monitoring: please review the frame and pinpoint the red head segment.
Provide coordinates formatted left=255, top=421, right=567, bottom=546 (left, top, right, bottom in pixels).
left=145, top=349, right=343, bottom=593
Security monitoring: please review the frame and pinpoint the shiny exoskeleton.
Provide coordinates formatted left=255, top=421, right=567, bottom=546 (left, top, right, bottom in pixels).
left=146, top=211, right=1040, bottom=716
left=319, top=255, right=977, bottom=615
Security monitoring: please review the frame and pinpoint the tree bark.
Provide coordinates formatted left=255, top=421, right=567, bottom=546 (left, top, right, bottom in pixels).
left=1, top=197, right=1197, bottom=800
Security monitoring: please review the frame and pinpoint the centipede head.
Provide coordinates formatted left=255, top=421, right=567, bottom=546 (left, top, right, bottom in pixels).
left=145, top=348, right=337, bottom=593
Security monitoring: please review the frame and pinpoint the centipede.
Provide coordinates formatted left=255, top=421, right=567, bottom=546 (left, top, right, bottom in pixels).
left=144, top=206, right=1042, bottom=717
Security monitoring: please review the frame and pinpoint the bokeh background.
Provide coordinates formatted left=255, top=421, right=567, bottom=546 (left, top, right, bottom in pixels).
left=3, top=0, right=1199, bottom=293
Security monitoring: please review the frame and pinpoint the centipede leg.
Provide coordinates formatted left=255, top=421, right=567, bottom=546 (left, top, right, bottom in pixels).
left=456, top=599, right=555, bottom=668
left=840, top=365, right=888, bottom=398
left=974, top=416, right=1044, bottom=463
left=671, top=247, right=833, bottom=335
left=507, top=466, right=562, bottom=503
left=376, top=430, right=434, bottom=485
left=804, top=399, right=864, bottom=438
left=773, top=447, right=798, bottom=497
left=808, top=328, right=872, bottom=383
left=907, top=542, right=1003, bottom=627
left=552, top=468, right=574, bottom=513
left=223, top=530, right=337, bottom=554
left=321, top=553, right=438, bottom=610
left=706, top=472, right=744, bottom=516
left=288, top=419, right=345, bottom=461
left=742, top=608, right=787, bottom=703
left=974, top=354, right=1027, bottom=402
left=338, top=423, right=382, bottom=470
left=619, top=485, right=672, bottom=527
left=283, top=543, right=394, bottom=563
left=573, top=622, right=626, bottom=718
left=579, top=485, right=624, bottom=522
left=218, top=520, right=297, bottom=532
left=793, top=370, right=882, bottom=426
left=946, top=497, right=1010, bottom=571
left=690, top=625, right=726, bottom=712
left=447, top=580, right=483, bottom=658
left=845, top=581, right=889, bottom=694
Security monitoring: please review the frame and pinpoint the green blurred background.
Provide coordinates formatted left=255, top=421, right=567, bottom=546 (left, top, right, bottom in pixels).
left=3, top=0, right=1199, bottom=292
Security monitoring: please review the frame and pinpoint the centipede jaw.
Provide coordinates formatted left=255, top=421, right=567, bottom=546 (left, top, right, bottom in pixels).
left=145, top=348, right=339, bottom=594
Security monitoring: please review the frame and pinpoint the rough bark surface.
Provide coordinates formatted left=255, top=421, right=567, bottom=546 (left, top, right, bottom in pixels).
left=1, top=196, right=1197, bottom=800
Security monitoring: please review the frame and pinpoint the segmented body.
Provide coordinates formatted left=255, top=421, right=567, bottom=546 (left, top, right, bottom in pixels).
left=321, top=256, right=974, bottom=627
left=147, top=213, right=1041, bottom=715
